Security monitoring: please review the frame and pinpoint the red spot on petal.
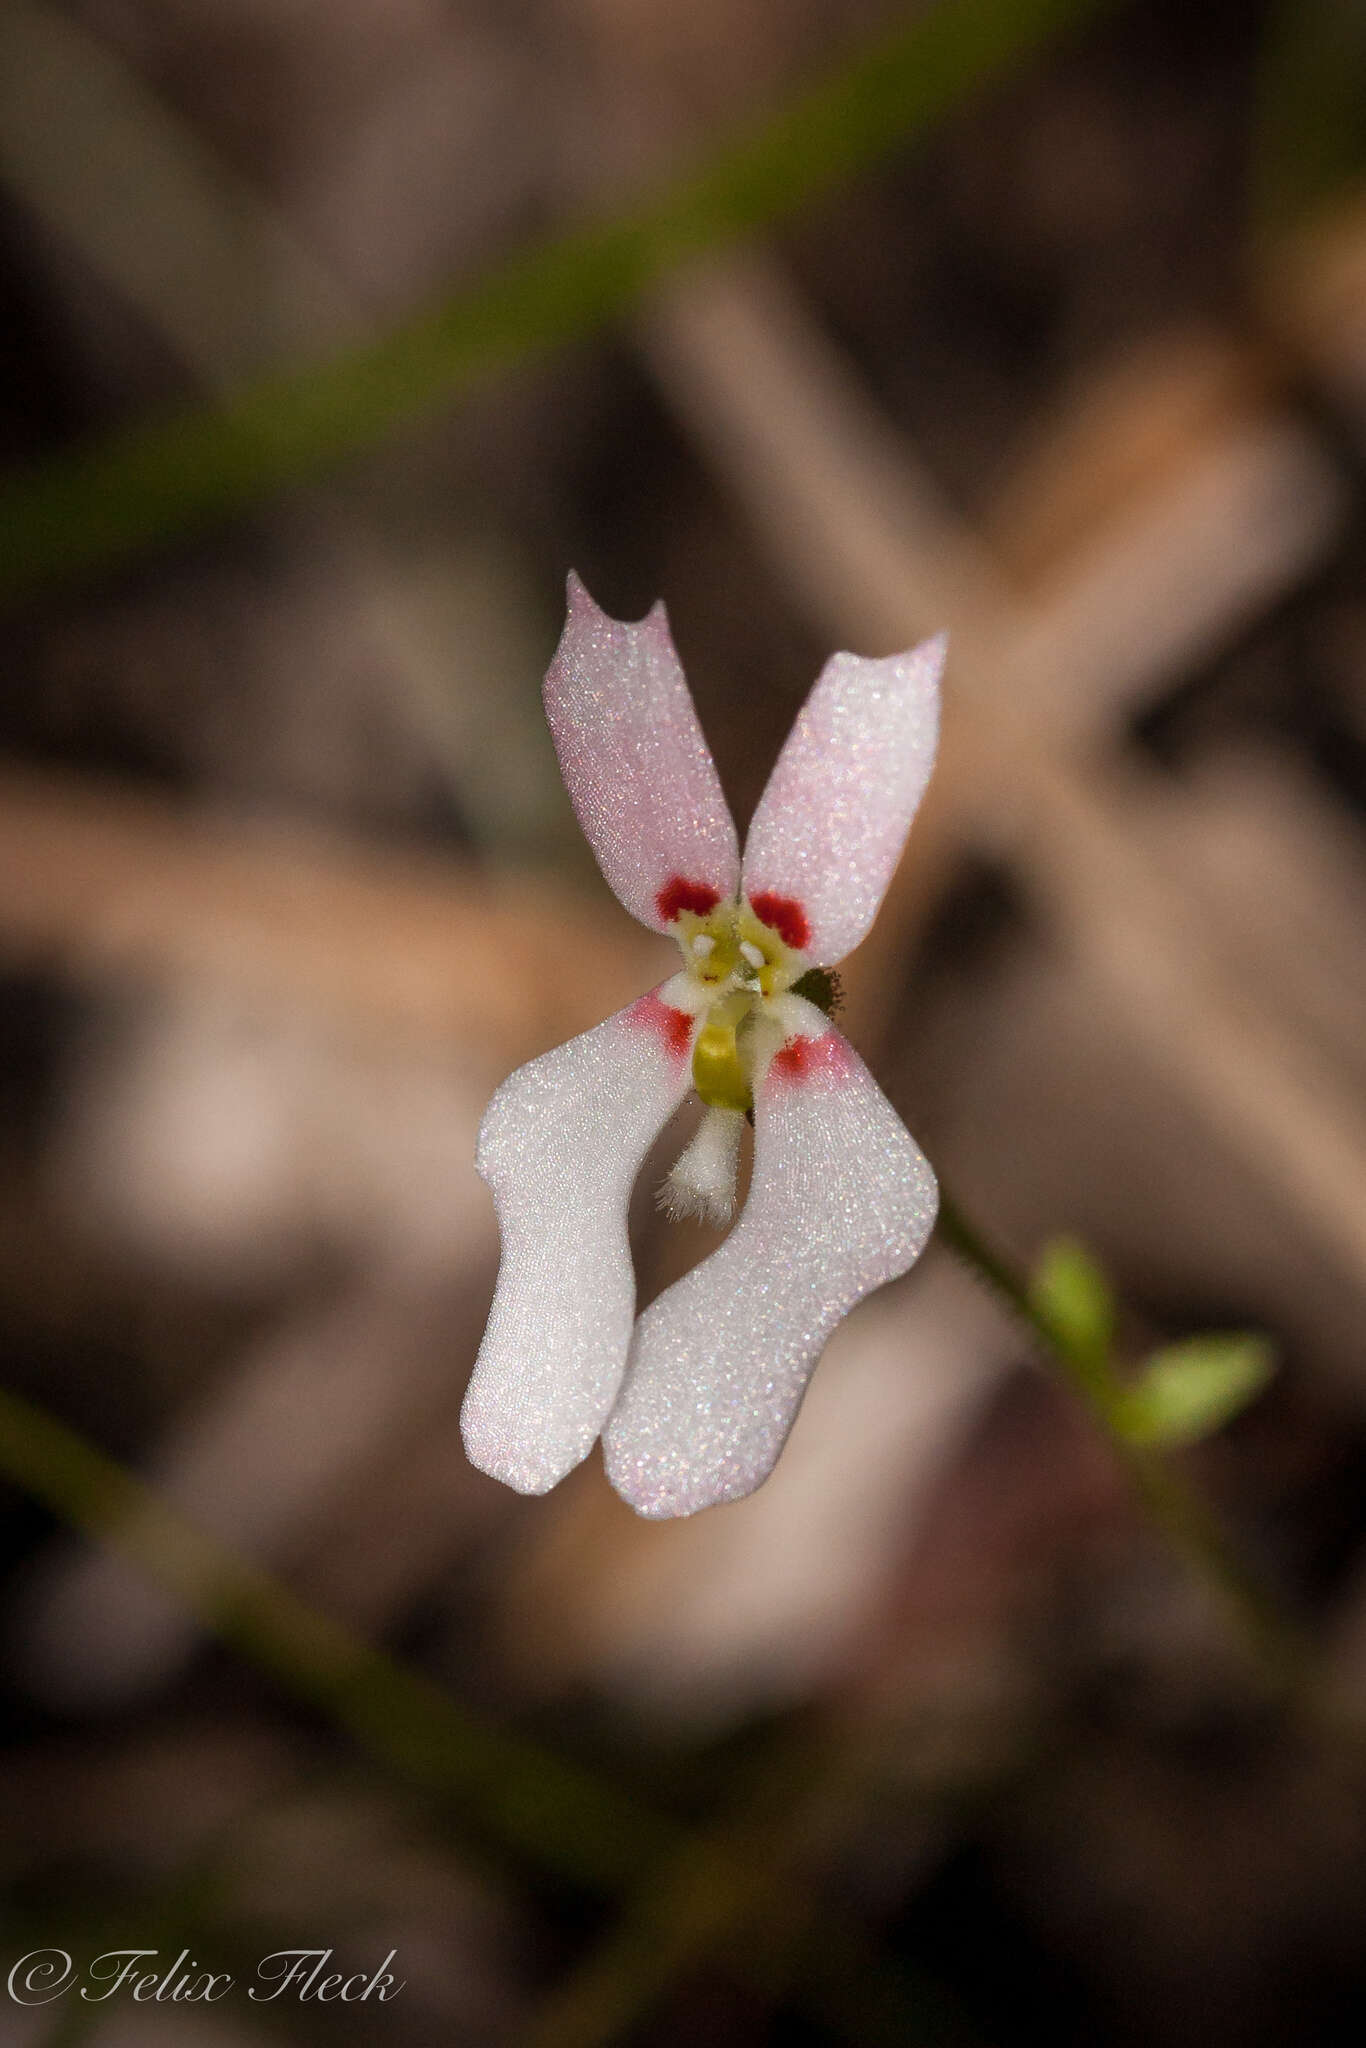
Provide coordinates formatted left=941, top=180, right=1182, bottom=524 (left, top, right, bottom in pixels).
left=629, top=992, right=694, bottom=1064
left=768, top=1032, right=849, bottom=1087
left=748, top=890, right=810, bottom=951
left=656, top=875, right=721, bottom=925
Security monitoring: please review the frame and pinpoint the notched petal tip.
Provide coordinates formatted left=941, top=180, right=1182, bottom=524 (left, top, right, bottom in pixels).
left=740, top=629, right=946, bottom=965
left=563, top=566, right=668, bottom=619
left=917, top=626, right=949, bottom=663
left=555, top=568, right=601, bottom=655
left=544, top=573, right=739, bottom=932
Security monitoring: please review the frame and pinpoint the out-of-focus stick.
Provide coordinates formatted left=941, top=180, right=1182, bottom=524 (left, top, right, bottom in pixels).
left=639, top=254, right=1366, bottom=1283
left=0, top=764, right=666, bottom=1061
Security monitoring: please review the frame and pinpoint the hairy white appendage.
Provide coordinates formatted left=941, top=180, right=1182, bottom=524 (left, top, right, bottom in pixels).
left=659, top=1106, right=745, bottom=1225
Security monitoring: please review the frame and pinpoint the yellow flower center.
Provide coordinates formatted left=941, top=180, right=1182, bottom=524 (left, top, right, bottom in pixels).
left=674, top=901, right=804, bottom=1114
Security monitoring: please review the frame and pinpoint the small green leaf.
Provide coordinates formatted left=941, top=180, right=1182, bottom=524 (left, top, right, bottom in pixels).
left=1115, top=1335, right=1276, bottom=1451
left=1029, top=1236, right=1115, bottom=1374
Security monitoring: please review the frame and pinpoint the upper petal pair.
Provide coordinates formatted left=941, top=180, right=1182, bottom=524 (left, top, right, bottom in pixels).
left=546, top=574, right=944, bottom=959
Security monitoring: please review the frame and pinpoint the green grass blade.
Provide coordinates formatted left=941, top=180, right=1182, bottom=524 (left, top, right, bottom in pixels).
left=1253, top=0, right=1366, bottom=234
left=0, top=0, right=1114, bottom=604
left=0, top=1385, right=669, bottom=1890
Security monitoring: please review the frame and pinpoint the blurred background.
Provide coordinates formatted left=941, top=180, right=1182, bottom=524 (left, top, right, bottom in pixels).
left=4, top=0, right=1366, bottom=2041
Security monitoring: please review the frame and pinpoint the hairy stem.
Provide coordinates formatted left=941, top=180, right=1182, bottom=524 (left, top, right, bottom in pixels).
left=936, top=1191, right=1313, bottom=1695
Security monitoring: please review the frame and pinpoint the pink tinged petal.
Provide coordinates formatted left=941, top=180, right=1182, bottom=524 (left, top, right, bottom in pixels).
left=741, top=634, right=946, bottom=965
left=461, top=988, right=697, bottom=1495
left=544, top=574, right=741, bottom=934
left=603, top=1027, right=938, bottom=1518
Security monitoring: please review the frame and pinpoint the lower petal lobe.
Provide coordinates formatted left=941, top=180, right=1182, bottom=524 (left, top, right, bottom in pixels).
left=603, top=1026, right=937, bottom=1518
left=461, top=989, right=695, bottom=1494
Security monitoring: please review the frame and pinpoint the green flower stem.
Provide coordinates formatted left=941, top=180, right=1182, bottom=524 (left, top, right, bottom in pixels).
left=0, top=0, right=1116, bottom=606
left=0, top=1204, right=1306, bottom=2048
left=935, top=1192, right=1314, bottom=1696
left=0, top=1386, right=959, bottom=2048
left=0, top=1385, right=669, bottom=1892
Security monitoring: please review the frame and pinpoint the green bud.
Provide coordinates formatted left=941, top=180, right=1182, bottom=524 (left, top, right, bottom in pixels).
left=1115, top=1334, right=1276, bottom=1450
left=1029, top=1236, right=1115, bottom=1378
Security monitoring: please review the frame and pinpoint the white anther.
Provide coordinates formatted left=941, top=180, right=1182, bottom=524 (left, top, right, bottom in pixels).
left=692, top=933, right=716, bottom=956
left=739, top=940, right=764, bottom=969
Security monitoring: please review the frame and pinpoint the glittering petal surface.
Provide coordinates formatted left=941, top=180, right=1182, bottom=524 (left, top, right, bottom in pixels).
left=603, top=1026, right=938, bottom=1517
left=740, top=635, right=945, bottom=964
left=544, top=575, right=741, bottom=933
left=461, top=988, right=697, bottom=1494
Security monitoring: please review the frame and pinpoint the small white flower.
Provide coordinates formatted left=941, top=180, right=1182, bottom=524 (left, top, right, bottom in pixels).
left=461, top=575, right=945, bottom=1518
